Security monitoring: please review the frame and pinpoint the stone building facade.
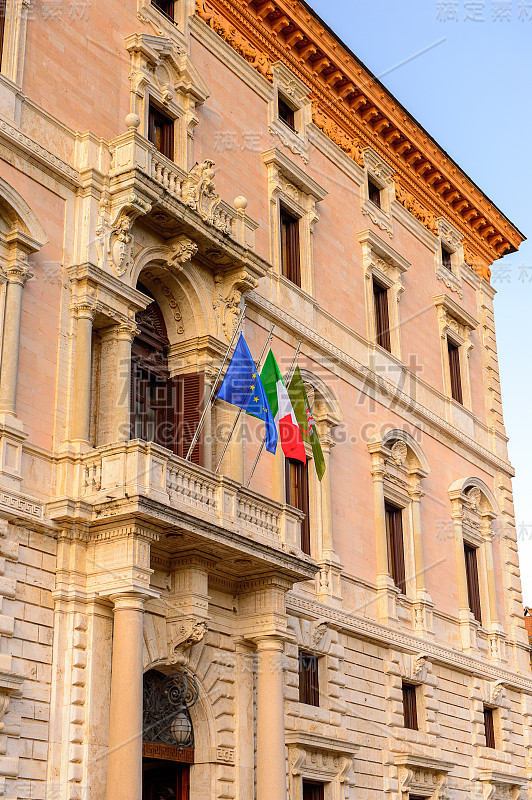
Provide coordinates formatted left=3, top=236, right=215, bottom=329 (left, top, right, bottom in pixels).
left=0, top=0, right=529, bottom=799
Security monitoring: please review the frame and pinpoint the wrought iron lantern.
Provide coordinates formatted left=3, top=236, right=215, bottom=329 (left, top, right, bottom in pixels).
left=143, top=669, right=199, bottom=750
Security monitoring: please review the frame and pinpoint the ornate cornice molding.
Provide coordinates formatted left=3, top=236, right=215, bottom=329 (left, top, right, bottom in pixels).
left=194, top=0, right=524, bottom=276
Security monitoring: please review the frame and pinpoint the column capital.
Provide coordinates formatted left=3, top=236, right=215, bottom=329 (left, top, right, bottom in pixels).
left=109, top=592, right=148, bottom=612
left=4, top=260, right=33, bottom=286
left=253, top=634, right=288, bottom=651
left=71, top=301, right=96, bottom=321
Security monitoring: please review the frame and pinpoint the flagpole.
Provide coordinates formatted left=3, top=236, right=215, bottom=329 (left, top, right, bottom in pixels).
left=214, top=323, right=275, bottom=475
left=184, top=303, right=247, bottom=462
left=245, top=339, right=302, bottom=489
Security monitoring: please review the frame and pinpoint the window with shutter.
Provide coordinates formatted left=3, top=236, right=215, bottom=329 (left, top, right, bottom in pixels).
left=286, top=458, right=310, bottom=554
left=148, top=102, right=174, bottom=161
left=483, top=706, right=496, bottom=749
left=385, top=503, right=406, bottom=594
left=278, top=95, right=296, bottom=131
left=402, top=682, right=418, bottom=730
left=176, top=372, right=204, bottom=466
left=373, top=279, right=391, bottom=352
left=464, top=543, right=482, bottom=624
left=368, top=178, right=382, bottom=208
left=151, top=0, right=175, bottom=20
left=302, top=781, right=325, bottom=800
left=441, top=244, right=452, bottom=270
left=280, top=206, right=301, bottom=287
left=447, top=339, right=463, bottom=404
left=298, top=651, right=319, bottom=706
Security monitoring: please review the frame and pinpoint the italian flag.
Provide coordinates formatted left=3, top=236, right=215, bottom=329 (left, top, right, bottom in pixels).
left=260, top=350, right=306, bottom=463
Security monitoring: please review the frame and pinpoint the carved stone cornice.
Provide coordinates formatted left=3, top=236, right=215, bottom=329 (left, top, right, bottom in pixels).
left=195, top=0, right=524, bottom=272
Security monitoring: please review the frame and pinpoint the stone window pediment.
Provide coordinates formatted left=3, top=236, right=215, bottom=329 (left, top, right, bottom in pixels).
left=361, top=148, right=396, bottom=238
left=476, top=770, right=527, bottom=800
left=286, top=731, right=358, bottom=800
left=268, top=62, right=312, bottom=163
left=395, top=754, right=454, bottom=800
left=436, top=217, right=465, bottom=297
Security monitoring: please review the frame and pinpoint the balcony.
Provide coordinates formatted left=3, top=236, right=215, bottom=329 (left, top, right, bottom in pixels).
left=49, top=440, right=316, bottom=583
left=107, top=129, right=268, bottom=279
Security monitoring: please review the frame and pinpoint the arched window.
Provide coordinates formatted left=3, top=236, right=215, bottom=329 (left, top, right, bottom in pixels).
left=131, top=283, right=204, bottom=464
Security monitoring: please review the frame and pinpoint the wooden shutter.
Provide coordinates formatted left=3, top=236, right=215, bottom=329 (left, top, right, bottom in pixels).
left=447, top=339, right=463, bottom=404
left=280, top=208, right=301, bottom=287
left=286, top=459, right=310, bottom=554
left=153, top=0, right=175, bottom=20
left=368, top=178, right=381, bottom=208
left=298, top=651, right=319, bottom=706
left=464, top=543, right=482, bottom=624
left=148, top=103, right=174, bottom=161
left=303, top=782, right=325, bottom=800
left=402, top=682, right=418, bottom=730
left=278, top=96, right=296, bottom=130
left=176, top=373, right=204, bottom=466
left=442, top=245, right=452, bottom=270
left=385, top=504, right=406, bottom=594
left=373, top=280, right=391, bottom=352
left=483, top=706, right=496, bottom=749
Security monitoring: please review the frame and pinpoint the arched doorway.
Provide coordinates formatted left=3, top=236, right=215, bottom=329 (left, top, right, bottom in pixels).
left=142, top=669, right=198, bottom=800
left=131, top=281, right=204, bottom=463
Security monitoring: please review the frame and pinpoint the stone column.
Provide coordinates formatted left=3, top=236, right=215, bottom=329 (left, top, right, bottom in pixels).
left=106, top=593, right=145, bottom=800
left=371, top=459, right=388, bottom=579
left=482, top=522, right=499, bottom=626
left=0, top=262, right=32, bottom=415
left=451, top=500, right=469, bottom=614
left=115, top=322, right=137, bottom=442
left=255, top=636, right=286, bottom=800
left=319, top=436, right=334, bottom=557
left=71, top=303, right=95, bottom=442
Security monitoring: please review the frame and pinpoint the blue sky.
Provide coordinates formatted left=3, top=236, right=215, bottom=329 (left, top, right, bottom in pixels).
left=307, top=0, right=532, bottom=602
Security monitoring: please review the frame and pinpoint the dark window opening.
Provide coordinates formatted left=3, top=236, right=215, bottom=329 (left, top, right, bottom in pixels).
left=373, top=279, right=391, bottom=352
left=483, top=706, right=496, bottom=749
left=442, top=245, right=452, bottom=270
left=368, top=178, right=382, bottom=208
left=385, top=503, right=406, bottom=594
left=447, top=339, right=463, bottom=404
left=286, top=458, right=310, bottom=554
left=148, top=103, right=174, bottom=161
left=464, top=543, right=482, bottom=624
left=302, top=781, right=325, bottom=800
left=402, top=682, right=418, bottom=730
left=299, top=651, right=319, bottom=706
left=131, top=285, right=203, bottom=464
left=151, top=0, right=175, bottom=20
left=280, top=206, right=301, bottom=287
left=278, top=95, right=296, bottom=131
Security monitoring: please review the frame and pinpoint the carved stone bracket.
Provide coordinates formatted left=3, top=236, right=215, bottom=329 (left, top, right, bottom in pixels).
left=286, top=732, right=359, bottom=800
left=396, top=754, right=454, bottom=800
left=96, top=195, right=152, bottom=277
left=167, top=619, right=208, bottom=666
left=166, top=234, right=199, bottom=275
left=213, top=268, right=258, bottom=341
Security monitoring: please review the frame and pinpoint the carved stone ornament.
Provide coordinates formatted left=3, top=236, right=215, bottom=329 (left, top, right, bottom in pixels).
left=312, top=621, right=329, bottom=648
left=467, top=487, right=482, bottom=512
left=96, top=195, right=151, bottom=276
left=395, top=755, right=454, bottom=800
left=167, top=619, right=208, bottom=666
left=391, top=440, right=408, bottom=466
left=166, top=234, right=199, bottom=275
left=395, top=184, right=438, bottom=236
left=213, top=270, right=258, bottom=341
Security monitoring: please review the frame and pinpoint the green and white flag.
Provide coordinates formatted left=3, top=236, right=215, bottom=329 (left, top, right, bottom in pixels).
left=287, top=366, right=325, bottom=481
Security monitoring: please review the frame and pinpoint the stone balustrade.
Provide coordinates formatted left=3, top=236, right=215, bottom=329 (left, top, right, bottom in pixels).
left=76, top=440, right=302, bottom=553
left=109, top=131, right=258, bottom=248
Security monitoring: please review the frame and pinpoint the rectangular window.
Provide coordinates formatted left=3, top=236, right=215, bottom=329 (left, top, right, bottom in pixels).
left=148, top=103, right=174, bottom=161
left=302, top=782, right=325, bottom=800
left=286, top=458, right=310, bottom=554
left=402, top=682, right=418, bottom=730
left=298, top=651, right=319, bottom=706
left=368, top=178, right=382, bottom=208
left=151, top=0, right=175, bottom=19
left=278, top=95, right=296, bottom=131
left=464, top=543, right=482, bottom=624
left=447, top=339, right=463, bottom=404
left=483, top=706, right=496, bottom=749
left=280, top=207, right=301, bottom=287
left=385, top=503, right=406, bottom=594
left=373, top=279, right=391, bottom=352
left=442, top=244, right=452, bottom=270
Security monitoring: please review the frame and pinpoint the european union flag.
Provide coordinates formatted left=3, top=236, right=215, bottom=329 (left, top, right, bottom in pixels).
left=217, top=334, right=278, bottom=454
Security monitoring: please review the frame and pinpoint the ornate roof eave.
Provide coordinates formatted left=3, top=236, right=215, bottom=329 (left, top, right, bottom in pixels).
left=195, top=0, right=525, bottom=281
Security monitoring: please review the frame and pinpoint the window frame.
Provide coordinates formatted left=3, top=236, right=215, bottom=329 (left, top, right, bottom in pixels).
left=464, top=541, right=482, bottom=624
left=298, top=650, right=320, bottom=707
left=151, top=0, right=175, bottom=20
left=385, top=502, right=406, bottom=594
left=402, top=681, right=419, bottom=731
left=368, top=176, right=383, bottom=209
left=280, top=205, right=302, bottom=287
left=148, top=101, right=175, bottom=161
left=447, top=336, right=463, bottom=404
left=286, top=457, right=310, bottom=554
left=483, top=705, right=496, bottom=749
left=277, top=93, right=297, bottom=132
left=373, top=278, right=392, bottom=353
left=302, top=781, right=325, bottom=800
